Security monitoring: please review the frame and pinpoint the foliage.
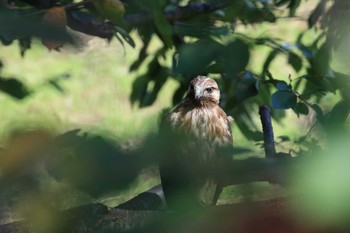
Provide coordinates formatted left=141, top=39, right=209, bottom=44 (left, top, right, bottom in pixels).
left=1, top=0, right=350, bottom=231
left=0, top=0, right=349, bottom=149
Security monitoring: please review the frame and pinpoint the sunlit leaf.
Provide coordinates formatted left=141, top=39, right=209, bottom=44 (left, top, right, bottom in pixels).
left=91, top=0, right=125, bottom=25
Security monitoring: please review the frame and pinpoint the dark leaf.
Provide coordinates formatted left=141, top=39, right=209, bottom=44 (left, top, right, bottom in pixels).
left=217, top=39, right=250, bottom=76
left=271, top=90, right=297, bottom=109
left=67, top=11, right=115, bottom=39
left=262, top=49, right=279, bottom=74
left=173, top=23, right=229, bottom=38
left=304, top=75, right=336, bottom=93
left=296, top=43, right=313, bottom=60
left=310, top=42, right=330, bottom=76
left=235, top=71, right=258, bottom=102
left=276, top=81, right=291, bottom=91
left=308, top=0, right=327, bottom=28
left=326, top=100, right=350, bottom=133
left=235, top=118, right=264, bottom=141
left=130, top=74, right=149, bottom=105
left=172, top=83, right=187, bottom=105
left=139, top=0, right=173, bottom=47
left=47, top=132, right=141, bottom=197
left=0, top=77, right=31, bottom=99
left=115, top=26, right=135, bottom=48
left=293, top=102, right=309, bottom=115
left=311, top=104, right=324, bottom=124
left=288, top=0, right=301, bottom=16
left=48, top=80, right=65, bottom=93
left=278, top=136, right=290, bottom=142
left=288, top=52, right=302, bottom=72
left=130, top=34, right=151, bottom=72
left=19, top=38, right=31, bottom=57
left=175, top=39, right=222, bottom=76
left=274, top=0, right=290, bottom=7
left=140, top=68, right=168, bottom=107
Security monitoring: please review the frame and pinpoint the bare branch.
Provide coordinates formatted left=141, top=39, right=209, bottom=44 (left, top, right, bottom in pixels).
left=259, top=105, right=276, bottom=157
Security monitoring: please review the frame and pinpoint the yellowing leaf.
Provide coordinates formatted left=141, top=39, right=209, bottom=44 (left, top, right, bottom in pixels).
left=41, top=7, right=67, bottom=50
left=92, top=0, right=125, bottom=25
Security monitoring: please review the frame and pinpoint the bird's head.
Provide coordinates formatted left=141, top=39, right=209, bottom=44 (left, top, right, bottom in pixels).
left=186, top=76, right=220, bottom=105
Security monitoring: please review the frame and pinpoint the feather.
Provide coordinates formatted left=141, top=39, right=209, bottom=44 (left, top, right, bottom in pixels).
left=159, top=76, right=233, bottom=209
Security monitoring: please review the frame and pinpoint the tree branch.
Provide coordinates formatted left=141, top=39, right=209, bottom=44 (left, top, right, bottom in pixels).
left=259, top=105, right=276, bottom=157
left=125, top=0, right=230, bottom=28
left=0, top=105, right=303, bottom=232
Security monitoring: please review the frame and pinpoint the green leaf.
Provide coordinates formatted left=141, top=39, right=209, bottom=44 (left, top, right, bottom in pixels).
left=293, top=102, right=309, bottom=115
left=311, top=42, right=330, bottom=76
left=115, top=26, right=135, bottom=48
left=235, top=118, right=264, bottom=141
left=311, top=104, right=324, bottom=124
left=235, top=71, right=258, bottom=102
left=130, top=34, right=152, bottom=72
left=326, top=100, right=350, bottom=132
left=216, top=39, right=250, bottom=75
left=175, top=39, right=222, bottom=76
left=288, top=52, right=302, bottom=72
left=130, top=75, right=149, bottom=105
left=276, top=81, right=291, bottom=91
left=173, top=23, right=229, bottom=38
left=172, top=83, right=188, bottom=105
left=262, top=49, right=279, bottom=74
left=151, top=1, right=173, bottom=48
left=275, top=0, right=291, bottom=7
left=271, top=90, right=297, bottom=109
left=140, top=68, right=168, bottom=107
left=308, top=0, right=327, bottom=28
left=289, top=0, right=301, bottom=16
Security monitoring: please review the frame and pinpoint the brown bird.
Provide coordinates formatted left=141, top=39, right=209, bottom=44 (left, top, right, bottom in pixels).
left=159, top=75, right=233, bottom=209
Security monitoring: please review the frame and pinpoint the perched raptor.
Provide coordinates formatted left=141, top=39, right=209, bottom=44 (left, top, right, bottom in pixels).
left=159, top=75, right=233, bottom=209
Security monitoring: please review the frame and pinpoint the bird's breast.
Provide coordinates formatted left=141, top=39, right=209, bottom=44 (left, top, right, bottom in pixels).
left=172, top=107, right=231, bottom=147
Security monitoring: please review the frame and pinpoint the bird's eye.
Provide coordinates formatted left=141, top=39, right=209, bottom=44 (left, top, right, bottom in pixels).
left=206, top=88, right=213, bottom=93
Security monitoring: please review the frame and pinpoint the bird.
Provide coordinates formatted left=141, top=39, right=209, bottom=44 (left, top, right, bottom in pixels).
left=159, top=75, right=233, bottom=209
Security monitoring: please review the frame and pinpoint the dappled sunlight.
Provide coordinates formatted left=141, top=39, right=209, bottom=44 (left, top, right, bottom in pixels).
left=1, top=0, right=350, bottom=232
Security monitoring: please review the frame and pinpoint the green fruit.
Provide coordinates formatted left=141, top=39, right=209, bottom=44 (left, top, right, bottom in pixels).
left=92, top=0, right=125, bottom=25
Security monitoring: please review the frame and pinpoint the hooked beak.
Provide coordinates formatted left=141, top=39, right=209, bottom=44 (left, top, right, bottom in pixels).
left=194, top=88, right=201, bottom=100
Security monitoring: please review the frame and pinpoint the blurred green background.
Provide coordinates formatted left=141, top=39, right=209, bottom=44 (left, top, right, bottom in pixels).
left=0, top=0, right=338, bottom=207
left=1, top=0, right=350, bottom=231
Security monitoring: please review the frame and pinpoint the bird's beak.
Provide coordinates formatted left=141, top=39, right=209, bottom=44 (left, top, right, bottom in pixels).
left=194, top=88, right=201, bottom=100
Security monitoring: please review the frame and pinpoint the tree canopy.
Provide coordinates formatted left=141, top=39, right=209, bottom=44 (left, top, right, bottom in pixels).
left=1, top=0, right=349, bottom=146
left=1, top=0, right=350, bottom=232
